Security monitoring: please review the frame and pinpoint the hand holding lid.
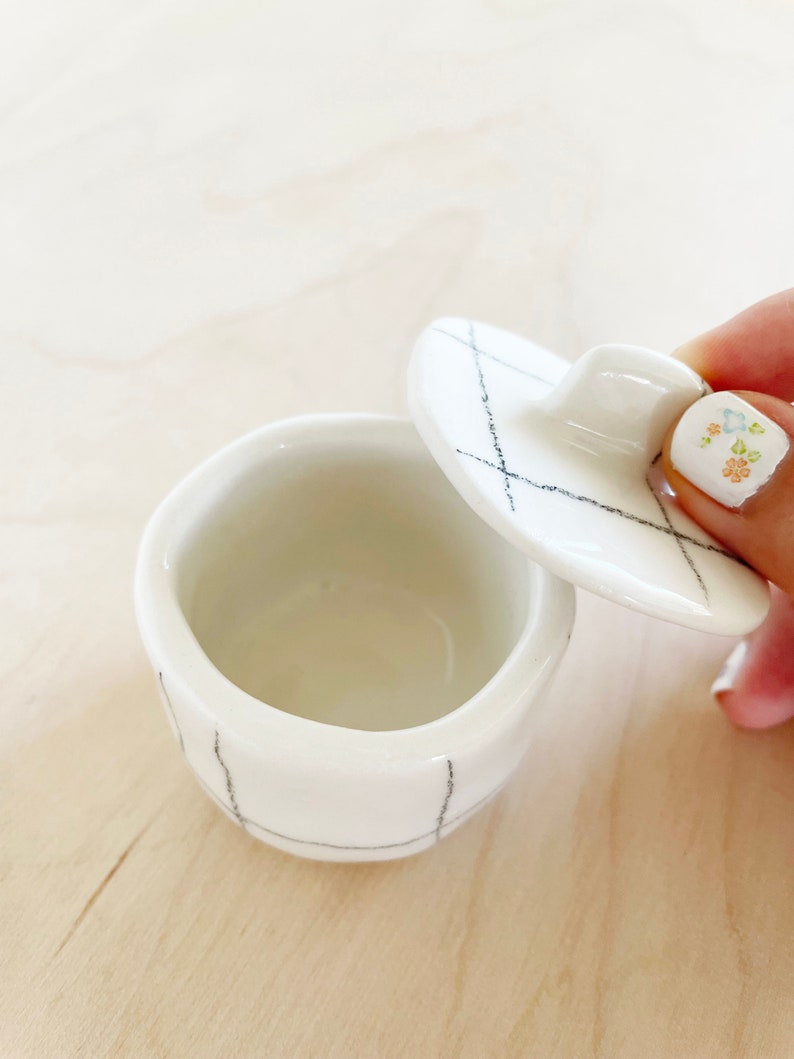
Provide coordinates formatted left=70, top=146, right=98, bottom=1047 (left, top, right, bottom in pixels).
left=408, top=318, right=769, bottom=635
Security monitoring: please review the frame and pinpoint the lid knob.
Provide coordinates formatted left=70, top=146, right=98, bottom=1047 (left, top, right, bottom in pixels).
left=535, top=344, right=710, bottom=460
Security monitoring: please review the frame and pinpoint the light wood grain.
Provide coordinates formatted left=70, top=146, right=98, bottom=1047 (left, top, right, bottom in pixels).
left=5, top=2, right=794, bottom=1056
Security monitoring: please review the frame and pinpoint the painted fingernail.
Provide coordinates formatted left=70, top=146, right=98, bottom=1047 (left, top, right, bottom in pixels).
left=670, top=392, right=789, bottom=508
left=711, top=640, right=748, bottom=697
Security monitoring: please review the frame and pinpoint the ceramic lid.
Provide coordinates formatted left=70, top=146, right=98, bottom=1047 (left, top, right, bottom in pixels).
left=407, top=318, right=770, bottom=635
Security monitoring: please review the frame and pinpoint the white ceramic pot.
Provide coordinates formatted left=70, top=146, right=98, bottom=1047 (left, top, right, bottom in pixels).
left=135, top=413, right=575, bottom=861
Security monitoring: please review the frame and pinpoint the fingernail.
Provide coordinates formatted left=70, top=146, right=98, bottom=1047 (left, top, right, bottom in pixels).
left=670, top=392, right=789, bottom=508
left=711, top=640, right=748, bottom=697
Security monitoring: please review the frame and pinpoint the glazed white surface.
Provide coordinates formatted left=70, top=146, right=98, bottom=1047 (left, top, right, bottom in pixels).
left=410, top=319, right=770, bottom=634
left=135, top=415, right=575, bottom=860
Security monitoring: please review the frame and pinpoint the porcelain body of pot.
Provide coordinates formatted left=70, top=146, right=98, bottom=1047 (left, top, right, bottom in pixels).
left=135, top=414, right=575, bottom=861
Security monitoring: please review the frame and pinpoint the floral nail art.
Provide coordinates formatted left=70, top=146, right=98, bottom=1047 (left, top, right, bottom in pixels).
left=700, top=422, right=722, bottom=446
left=671, top=391, right=788, bottom=510
left=722, top=456, right=751, bottom=483
left=701, top=409, right=766, bottom=476
left=717, top=415, right=765, bottom=482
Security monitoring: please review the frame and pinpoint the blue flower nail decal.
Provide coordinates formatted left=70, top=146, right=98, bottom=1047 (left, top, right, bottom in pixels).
left=722, top=408, right=747, bottom=433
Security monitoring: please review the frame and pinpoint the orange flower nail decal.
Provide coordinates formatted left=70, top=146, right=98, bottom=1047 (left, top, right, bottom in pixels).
left=700, top=422, right=723, bottom=446
left=722, top=456, right=751, bottom=483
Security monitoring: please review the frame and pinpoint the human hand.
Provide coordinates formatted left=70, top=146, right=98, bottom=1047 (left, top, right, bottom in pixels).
left=662, top=290, right=794, bottom=728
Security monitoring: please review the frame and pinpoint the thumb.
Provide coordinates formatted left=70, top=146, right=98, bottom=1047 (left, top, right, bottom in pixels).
left=663, top=390, right=794, bottom=729
left=662, top=389, right=794, bottom=595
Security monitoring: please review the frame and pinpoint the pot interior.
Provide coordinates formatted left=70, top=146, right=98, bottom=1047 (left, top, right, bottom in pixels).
left=177, top=433, right=530, bottom=731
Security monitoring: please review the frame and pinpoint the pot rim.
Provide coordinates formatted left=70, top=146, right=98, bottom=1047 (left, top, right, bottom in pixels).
left=134, top=413, right=576, bottom=766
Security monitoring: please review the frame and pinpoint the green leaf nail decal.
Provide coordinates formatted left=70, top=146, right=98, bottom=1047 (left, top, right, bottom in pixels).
left=731, top=437, right=747, bottom=456
left=747, top=450, right=761, bottom=463
left=700, top=436, right=711, bottom=447
left=748, top=422, right=766, bottom=435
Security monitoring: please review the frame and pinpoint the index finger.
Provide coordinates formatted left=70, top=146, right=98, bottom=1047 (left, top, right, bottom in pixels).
left=674, top=289, right=794, bottom=401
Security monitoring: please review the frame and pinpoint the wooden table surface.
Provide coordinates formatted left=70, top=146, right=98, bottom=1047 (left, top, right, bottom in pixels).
left=5, top=2, right=794, bottom=1055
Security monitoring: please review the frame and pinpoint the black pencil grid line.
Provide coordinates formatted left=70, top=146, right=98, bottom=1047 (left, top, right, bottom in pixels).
left=436, top=759, right=454, bottom=841
left=456, top=448, right=741, bottom=562
left=431, top=326, right=556, bottom=387
left=469, top=322, right=515, bottom=512
left=213, top=730, right=245, bottom=829
left=158, top=672, right=184, bottom=753
left=194, top=765, right=504, bottom=853
left=644, top=472, right=709, bottom=604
